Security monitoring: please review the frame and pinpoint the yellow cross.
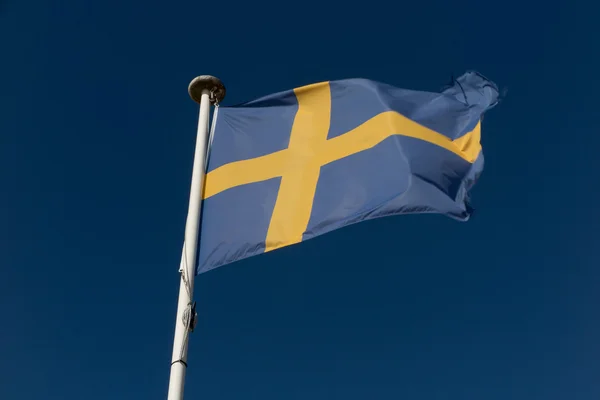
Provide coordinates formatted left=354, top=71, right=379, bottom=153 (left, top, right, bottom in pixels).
left=204, top=82, right=481, bottom=252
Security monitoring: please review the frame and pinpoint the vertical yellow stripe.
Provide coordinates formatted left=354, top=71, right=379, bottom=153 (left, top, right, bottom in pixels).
left=264, top=82, right=331, bottom=252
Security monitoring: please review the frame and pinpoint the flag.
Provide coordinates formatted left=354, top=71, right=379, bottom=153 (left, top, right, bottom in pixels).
left=197, top=71, right=499, bottom=274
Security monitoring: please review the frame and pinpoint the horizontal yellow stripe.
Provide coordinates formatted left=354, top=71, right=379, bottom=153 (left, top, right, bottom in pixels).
left=203, top=149, right=289, bottom=199
left=320, top=111, right=480, bottom=165
left=204, top=104, right=481, bottom=200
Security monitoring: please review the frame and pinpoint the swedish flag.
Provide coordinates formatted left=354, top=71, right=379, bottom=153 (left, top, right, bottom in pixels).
left=197, top=71, right=499, bottom=273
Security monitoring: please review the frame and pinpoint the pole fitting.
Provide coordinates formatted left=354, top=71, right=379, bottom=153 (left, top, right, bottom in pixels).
left=182, top=302, right=198, bottom=332
left=188, top=75, right=226, bottom=105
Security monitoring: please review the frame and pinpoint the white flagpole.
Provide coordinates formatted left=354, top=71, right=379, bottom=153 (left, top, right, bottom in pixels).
left=167, top=75, right=225, bottom=400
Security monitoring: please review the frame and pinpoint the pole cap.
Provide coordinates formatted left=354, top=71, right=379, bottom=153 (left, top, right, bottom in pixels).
left=188, top=75, right=226, bottom=104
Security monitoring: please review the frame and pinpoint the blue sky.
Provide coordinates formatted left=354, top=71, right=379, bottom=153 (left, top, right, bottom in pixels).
left=1, top=1, right=599, bottom=399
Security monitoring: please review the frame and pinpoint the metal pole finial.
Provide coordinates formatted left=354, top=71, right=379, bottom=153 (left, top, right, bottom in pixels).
left=188, top=75, right=226, bottom=105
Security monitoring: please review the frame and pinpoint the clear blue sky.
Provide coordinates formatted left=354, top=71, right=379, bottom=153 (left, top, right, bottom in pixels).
left=2, top=1, right=598, bottom=399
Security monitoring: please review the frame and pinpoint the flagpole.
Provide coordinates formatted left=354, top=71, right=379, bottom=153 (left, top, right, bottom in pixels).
left=167, top=75, right=225, bottom=400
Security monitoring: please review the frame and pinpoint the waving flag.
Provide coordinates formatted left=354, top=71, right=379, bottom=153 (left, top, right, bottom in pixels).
left=197, top=71, right=499, bottom=273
